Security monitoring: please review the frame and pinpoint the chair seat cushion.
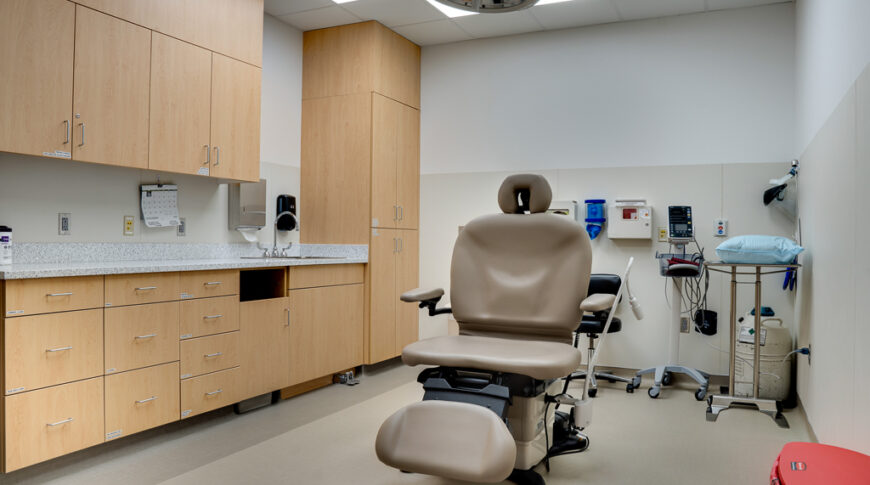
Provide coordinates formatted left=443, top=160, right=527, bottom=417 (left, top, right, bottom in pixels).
left=402, top=335, right=582, bottom=380
left=577, top=316, right=622, bottom=335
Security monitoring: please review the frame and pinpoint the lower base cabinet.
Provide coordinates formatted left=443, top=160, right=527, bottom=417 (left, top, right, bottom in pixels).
left=239, top=297, right=291, bottom=400
left=181, top=367, right=240, bottom=419
left=4, top=377, right=104, bottom=471
left=105, top=363, right=180, bottom=441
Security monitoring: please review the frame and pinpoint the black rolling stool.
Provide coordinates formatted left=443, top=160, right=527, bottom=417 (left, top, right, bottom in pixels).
left=564, top=274, right=636, bottom=397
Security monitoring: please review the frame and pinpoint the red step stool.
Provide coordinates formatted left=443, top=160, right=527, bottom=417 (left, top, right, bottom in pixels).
left=771, top=442, right=870, bottom=484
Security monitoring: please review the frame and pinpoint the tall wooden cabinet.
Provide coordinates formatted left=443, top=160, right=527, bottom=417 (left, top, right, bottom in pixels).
left=301, top=21, right=421, bottom=364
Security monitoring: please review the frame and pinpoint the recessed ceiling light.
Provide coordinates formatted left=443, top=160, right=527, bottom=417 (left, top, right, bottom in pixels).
left=536, top=0, right=573, bottom=5
left=331, top=0, right=358, bottom=4
left=426, top=0, right=478, bottom=18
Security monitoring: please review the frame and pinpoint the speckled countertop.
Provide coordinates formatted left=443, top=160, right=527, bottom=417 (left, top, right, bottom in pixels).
left=0, top=243, right=367, bottom=279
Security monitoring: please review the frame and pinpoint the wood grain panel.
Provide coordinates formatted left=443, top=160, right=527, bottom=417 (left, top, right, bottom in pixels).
left=373, top=23, right=421, bottom=109
left=287, top=264, right=364, bottom=290
left=210, top=53, right=261, bottom=182
left=4, top=309, right=103, bottom=395
left=396, top=230, right=419, bottom=351
left=104, top=302, right=180, bottom=374
left=300, top=93, right=372, bottom=244
left=179, top=270, right=240, bottom=299
left=179, top=295, right=240, bottom=340
left=4, top=276, right=103, bottom=317
left=181, top=367, right=239, bottom=419
left=396, top=104, right=420, bottom=230
left=104, top=362, right=179, bottom=441
left=72, top=6, right=151, bottom=168
left=239, top=298, right=290, bottom=400
left=302, top=22, right=376, bottom=100
left=367, top=229, right=398, bottom=364
left=149, top=33, right=212, bottom=176
left=371, top=94, right=399, bottom=229
left=105, top=273, right=180, bottom=307
left=180, top=331, right=239, bottom=379
left=0, top=0, right=74, bottom=159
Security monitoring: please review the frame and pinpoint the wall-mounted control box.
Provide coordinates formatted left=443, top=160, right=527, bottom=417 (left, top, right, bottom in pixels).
left=608, top=199, right=652, bottom=239
left=714, top=218, right=728, bottom=237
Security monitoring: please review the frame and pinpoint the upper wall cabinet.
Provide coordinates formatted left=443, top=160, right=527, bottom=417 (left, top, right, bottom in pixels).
left=73, top=6, right=151, bottom=169
left=210, top=54, right=262, bottom=183
left=303, top=21, right=421, bottom=109
left=73, top=0, right=264, bottom=67
left=0, top=0, right=75, bottom=160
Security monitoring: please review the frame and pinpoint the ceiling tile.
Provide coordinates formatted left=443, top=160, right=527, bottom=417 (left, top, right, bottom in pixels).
left=612, top=0, right=706, bottom=21
left=706, top=0, right=787, bottom=10
left=453, top=10, right=543, bottom=38
left=393, top=19, right=474, bottom=45
left=264, top=0, right=333, bottom=17
left=277, top=6, right=362, bottom=31
left=529, top=0, right=619, bottom=30
left=340, top=0, right=445, bottom=27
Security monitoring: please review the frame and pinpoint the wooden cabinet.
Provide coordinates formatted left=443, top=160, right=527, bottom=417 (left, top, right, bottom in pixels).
left=180, top=295, right=240, bottom=340
left=179, top=270, right=240, bottom=299
left=149, top=33, right=212, bottom=176
left=239, top=297, right=291, bottom=399
left=288, top=284, right=363, bottom=385
left=4, top=377, right=104, bottom=472
left=396, top=103, right=421, bottom=230
left=105, top=363, right=179, bottom=441
left=396, top=231, right=420, bottom=350
left=72, top=6, right=151, bottom=168
left=4, top=276, right=103, bottom=317
left=104, top=302, right=180, bottom=374
left=371, top=94, right=420, bottom=230
left=180, top=331, right=240, bottom=379
left=105, top=272, right=180, bottom=307
left=181, top=367, right=239, bottom=419
left=368, top=229, right=419, bottom=363
left=209, top=54, right=261, bottom=182
left=0, top=0, right=75, bottom=160
left=288, top=264, right=364, bottom=290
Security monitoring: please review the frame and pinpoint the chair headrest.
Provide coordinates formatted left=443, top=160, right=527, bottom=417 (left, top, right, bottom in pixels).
left=497, top=174, right=553, bottom=214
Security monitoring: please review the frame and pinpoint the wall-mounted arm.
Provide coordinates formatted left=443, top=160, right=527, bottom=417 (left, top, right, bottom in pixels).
left=400, top=288, right=452, bottom=316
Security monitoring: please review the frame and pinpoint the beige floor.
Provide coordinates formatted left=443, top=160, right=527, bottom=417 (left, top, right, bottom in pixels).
left=2, top=363, right=812, bottom=485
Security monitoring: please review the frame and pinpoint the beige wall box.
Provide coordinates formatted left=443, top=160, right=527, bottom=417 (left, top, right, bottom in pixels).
left=547, top=200, right=579, bottom=221
left=608, top=199, right=653, bottom=239
left=229, top=179, right=267, bottom=231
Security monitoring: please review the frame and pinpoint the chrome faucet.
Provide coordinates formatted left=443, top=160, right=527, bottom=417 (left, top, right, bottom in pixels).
left=272, top=211, right=299, bottom=257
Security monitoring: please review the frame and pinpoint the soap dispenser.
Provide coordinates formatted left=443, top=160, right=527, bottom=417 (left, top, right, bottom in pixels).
left=276, top=195, right=297, bottom=231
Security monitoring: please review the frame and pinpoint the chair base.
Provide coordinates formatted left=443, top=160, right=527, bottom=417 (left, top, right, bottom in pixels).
left=508, top=468, right=546, bottom=485
left=567, top=370, right=633, bottom=396
left=635, top=365, right=710, bottom=400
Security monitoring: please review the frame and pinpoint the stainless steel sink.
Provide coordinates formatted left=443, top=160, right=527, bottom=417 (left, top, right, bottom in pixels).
left=240, top=255, right=344, bottom=260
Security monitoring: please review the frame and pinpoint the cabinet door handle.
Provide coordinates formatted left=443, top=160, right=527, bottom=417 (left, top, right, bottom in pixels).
left=204, top=144, right=210, bottom=165
left=284, top=308, right=291, bottom=327
left=46, top=417, right=74, bottom=427
left=392, top=238, right=397, bottom=253
left=45, top=346, right=73, bottom=353
left=399, top=206, right=403, bottom=221
left=204, top=352, right=223, bottom=358
left=203, top=314, right=223, bottom=320
left=135, top=396, right=158, bottom=404
left=213, top=146, right=220, bottom=166
left=134, top=333, right=157, bottom=340
left=46, top=292, right=73, bottom=297
left=64, top=120, right=70, bottom=144
left=399, top=237, right=403, bottom=253
left=204, top=281, right=222, bottom=286
left=78, top=122, right=85, bottom=146
left=393, top=205, right=398, bottom=221
left=135, top=286, right=157, bottom=291
left=205, top=389, right=223, bottom=396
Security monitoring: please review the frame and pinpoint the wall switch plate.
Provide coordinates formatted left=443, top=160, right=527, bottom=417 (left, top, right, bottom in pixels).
left=177, top=217, right=186, bottom=237
left=123, top=216, right=134, bottom=236
left=714, top=218, right=728, bottom=237
left=658, top=227, right=668, bottom=242
left=58, top=213, right=71, bottom=236
left=680, top=317, right=689, bottom=333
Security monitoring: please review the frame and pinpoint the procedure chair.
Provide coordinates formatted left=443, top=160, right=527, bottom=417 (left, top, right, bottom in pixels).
left=375, top=174, right=619, bottom=485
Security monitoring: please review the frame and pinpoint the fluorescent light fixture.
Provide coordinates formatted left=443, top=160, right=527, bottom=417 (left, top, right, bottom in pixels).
left=426, top=0, right=478, bottom=18
left=536, top=0, right=573, bottom=5
left=331, top=0, right=358, bottom=4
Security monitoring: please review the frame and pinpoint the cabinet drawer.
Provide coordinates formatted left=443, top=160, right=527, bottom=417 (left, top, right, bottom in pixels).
left=105, top=273, right=179, bottom=307
left=105, top=302, right=179, bottom=374
left=179, top=270, right=239, bottom=299
left=287, top=264, right=364, bottom=289
left=180, top=332, right=239, bottom=379
left=181, top=367, right=239, bottom=419
left=4, top=377, right=104, bottom=472
left=179, top=295, right=239, bottom=339
left=4, top=276, right=103, bottom=317
left=4, top=309, right=103, bottom=395
left=105, top=362, right=179, bottom=441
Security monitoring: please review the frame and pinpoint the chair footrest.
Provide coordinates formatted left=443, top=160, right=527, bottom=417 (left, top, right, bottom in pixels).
left=376, top=401, right=517, bottom=483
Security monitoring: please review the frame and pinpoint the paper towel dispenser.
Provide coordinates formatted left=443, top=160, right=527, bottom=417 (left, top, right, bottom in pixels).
left=229, top=179, right=267, bottom=230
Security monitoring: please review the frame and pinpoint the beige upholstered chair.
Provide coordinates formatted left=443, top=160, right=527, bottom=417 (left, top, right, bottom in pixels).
left=376, top=174, right=610, bottom=485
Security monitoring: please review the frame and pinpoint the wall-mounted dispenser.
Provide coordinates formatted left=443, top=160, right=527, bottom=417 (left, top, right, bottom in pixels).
left=229, top=179, right=267, bottom=241
left=608, top=199, right=652, bottom=239
left=276, top=194, right=297, bottom=231
left=547, top=200, right=579, bottom=221
left=584, top=199, right=606, bottom=240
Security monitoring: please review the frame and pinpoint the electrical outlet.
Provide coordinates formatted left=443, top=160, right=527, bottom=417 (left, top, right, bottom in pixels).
left=123, top=216, right=134, bottom=236
left=58, top=213, right=71, bottom=236
left=680, top=317, right=689, bottom=333
left=658, top=227, right=668, bottom=242
left=714, top=218, right=728, bottom=237
left=177, top=218, right=186, bottom=237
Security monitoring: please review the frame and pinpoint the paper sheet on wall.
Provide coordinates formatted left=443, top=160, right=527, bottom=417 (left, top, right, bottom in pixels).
left=140, top=184, right=180, bottom=228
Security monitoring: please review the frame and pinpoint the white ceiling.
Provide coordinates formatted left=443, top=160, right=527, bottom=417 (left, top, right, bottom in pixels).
left=266, top=0, right=792, bottom=46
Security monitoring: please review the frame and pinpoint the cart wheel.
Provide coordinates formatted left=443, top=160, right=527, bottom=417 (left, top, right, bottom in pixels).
left=662, top=372, right=673, bottom=386
left=626, top=383, right=635, bottom=393
left=648, top=387, right=660, bottom=399
left=631, top=376, right=642, bottom=388
left=695, top=388, right=706, bottom=401
left=588, top=388, right=597, bottom=398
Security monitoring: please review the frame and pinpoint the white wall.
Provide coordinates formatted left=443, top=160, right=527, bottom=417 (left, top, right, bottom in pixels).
left=0, top=15, right=303, bottom=247
left=421, top=4, right=795, bottom=174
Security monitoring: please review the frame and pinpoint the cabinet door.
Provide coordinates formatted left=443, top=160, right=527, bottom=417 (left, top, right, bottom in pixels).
left=371, top=94, right=399, bottom=229
left=368, top=229, right=398, bottom=363
left=149, top=33, right=212, bottom=176
left=72, top=6, right=151, bottom=168
left=210, top=53, right=261, bottom=182
left=288, top=284, right=363, bottom=385
left=396, top=230, right=420, bottom=352
left=0, top=0, right=74, bottom=159
left=396, top=104, right=420, bottom=230
left=239, top=297, right=291, bottom=400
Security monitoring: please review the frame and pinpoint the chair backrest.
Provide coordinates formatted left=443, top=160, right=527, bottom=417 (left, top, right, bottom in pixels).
left=450, top=174, right=592, bottom=343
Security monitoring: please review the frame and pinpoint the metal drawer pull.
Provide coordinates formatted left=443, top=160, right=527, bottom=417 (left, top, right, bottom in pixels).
left=205, top=389, right=223, bottom=396
left=204, top=281, right=222, bottom=286
left=78, top=122, right=85, bottom=146
left=135, top=396, right=158, bottom=404
left=399, top=205, right=403, bottom=221
left=135, top=286, right=157, bottom=291
left=204, top=352, right=223, bottom=358
left=135, top=333, right=157, bottom=340
left=203, top=314, right=223, bottom=320
left=213, top=146, right=220, bottom=166
left=204, top=144, right=210, bottom=165
left=45, top=346, right=73, bottom=353
left=393, top=205, right=398, bottom=221
left=46, top=292, right=73, bottom=297
left=285, top=308, right=291, bottom=327
left=47, top=417, right=74, bottom=427
left=64, top=120, right=70, bottom=144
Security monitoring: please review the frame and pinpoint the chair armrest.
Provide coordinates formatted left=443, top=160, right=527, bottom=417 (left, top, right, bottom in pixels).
left=401, top=288, right=445, bottom=303
left=580, top=293, right=616, bottom=312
